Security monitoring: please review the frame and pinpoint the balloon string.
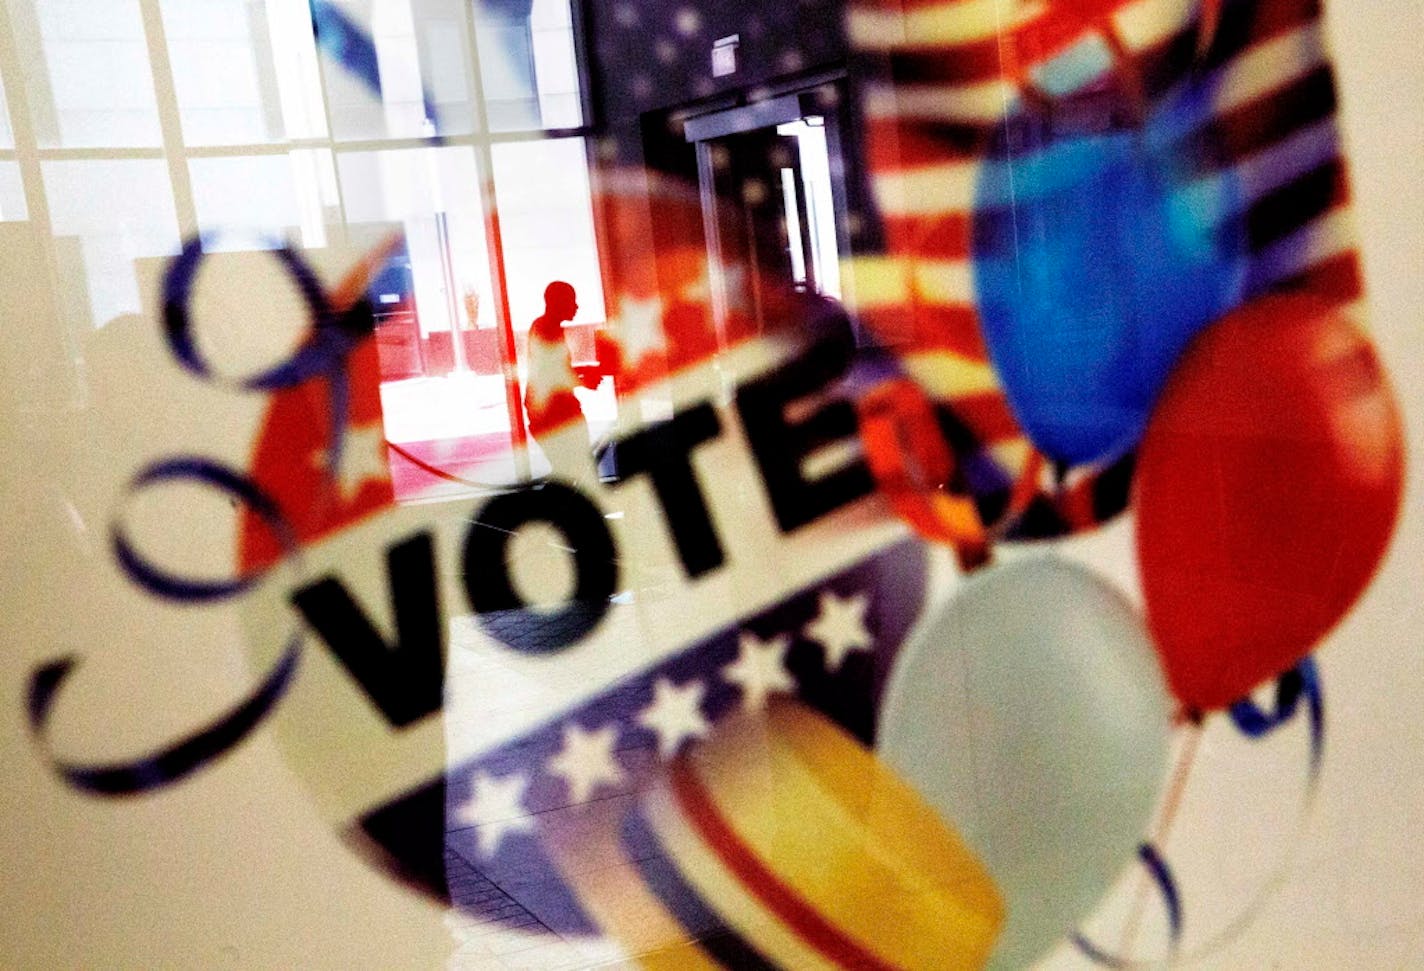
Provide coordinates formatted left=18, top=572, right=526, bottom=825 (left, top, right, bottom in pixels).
left=1119, top=722, right=1203, bottom=955
left=384, top=438, right=542, bottom=493
left=1074, top=658, right=1326, bottom=967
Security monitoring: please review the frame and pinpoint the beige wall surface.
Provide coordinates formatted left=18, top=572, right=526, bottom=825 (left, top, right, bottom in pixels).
left=1, top=1, right=1421, bottom=968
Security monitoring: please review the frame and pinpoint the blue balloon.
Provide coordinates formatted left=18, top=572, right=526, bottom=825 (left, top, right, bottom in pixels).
left=972, top=99, right=1247, bottom=466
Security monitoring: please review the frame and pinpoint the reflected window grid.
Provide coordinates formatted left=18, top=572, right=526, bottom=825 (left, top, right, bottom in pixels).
left=0, top=0, right=604, bottom=347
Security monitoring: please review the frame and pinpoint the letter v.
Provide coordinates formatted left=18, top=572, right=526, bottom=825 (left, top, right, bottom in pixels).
left=291, top=532, right=443, bottom=728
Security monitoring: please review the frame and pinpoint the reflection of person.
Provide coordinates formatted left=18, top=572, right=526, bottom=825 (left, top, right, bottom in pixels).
left=524, top=281, right=601, bottom=477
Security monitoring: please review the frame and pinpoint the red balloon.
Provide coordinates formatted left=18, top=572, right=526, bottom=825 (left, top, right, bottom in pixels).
left=1135, top=293, right=1405, bottom=712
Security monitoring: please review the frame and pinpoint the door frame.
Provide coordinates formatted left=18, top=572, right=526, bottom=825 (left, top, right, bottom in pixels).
left=680, top=72, right=855, bottom=345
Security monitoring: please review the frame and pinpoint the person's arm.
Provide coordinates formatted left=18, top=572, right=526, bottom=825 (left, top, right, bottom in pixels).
left=575, top=330, right=622, bottom=389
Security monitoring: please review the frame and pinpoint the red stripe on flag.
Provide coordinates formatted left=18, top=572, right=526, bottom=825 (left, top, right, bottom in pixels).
left=947, top=390, right=1023, bottom=444
left=884, top=38, right=1004, bottom=86
left=880, top=212, right=972, bottom=260
left=877, top=210, right=979, bottom=259
left=857, top=302, right=988, bottom=362
left=866, top=117, right=987, bottom=170
left=915, top=304, right=990, bottom=360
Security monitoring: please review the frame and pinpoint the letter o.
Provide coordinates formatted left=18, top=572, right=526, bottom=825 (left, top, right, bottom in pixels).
left=463, top=481, right=618, bottom=653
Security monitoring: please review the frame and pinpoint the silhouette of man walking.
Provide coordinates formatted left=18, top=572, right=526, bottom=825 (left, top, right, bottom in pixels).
left=524, top=281, right=601, bottom=478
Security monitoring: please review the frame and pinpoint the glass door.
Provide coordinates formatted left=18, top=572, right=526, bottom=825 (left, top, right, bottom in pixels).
left=685, top=83, right=851, bottom=342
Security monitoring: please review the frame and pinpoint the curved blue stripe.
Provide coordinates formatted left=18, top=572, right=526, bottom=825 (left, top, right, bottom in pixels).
left=163, top=237, right=347, bottom=392
left=1138, top=843, right=1182, bottom=941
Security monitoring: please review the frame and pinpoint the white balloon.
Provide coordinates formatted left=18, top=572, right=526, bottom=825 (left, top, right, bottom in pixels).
left=878, top=557, right=1172, bottom=969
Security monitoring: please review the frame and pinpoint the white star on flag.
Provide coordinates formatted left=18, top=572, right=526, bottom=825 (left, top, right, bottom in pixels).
left=315, top=422, right=389, bottom=500
left=803, top=591, right=873, bottom=671
left=611, top=294, right=665, bottom=366
left=525, top=335, right=577, bottom=412
left=722, top=632, right=795, bottom=711
left=680, top=259, right=748, bottom=311
left=637, top=677, right=710, bottom=758
left=455, top=771, right=535, bottom=859
left=546, top=722, right=626, bottom=804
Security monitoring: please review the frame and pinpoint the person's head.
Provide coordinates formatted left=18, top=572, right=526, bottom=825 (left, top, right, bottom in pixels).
left=544, top=281, right=578, bottom=322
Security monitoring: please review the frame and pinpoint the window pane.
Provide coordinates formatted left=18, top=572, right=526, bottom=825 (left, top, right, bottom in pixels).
left=337, top=145, right=495, bottom=342
left=491, top=137, right=604, bottom=332
left=336, top=143, right=527, bottom=496
left=475, top=0, right=584, bottom=132
left=41, top=160, right=180, bottom=329
left=0, top=70, right=15, bottom=148
left=411, top=0, right=478, bottom=137
left=475, top=18, right=538, bottom=132
left=17, top=0, right=163, bottom=148
left=0, top=163, right=28, bottom=221
left=530, top=0, right=581, bottom=129
left=322, top=0, right=475, bottom=141
left=160, top=0, right=328, bottom=146
left=190, top=150, right=339, bottom=250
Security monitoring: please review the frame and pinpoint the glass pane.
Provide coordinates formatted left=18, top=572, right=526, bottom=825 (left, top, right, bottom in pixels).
left=40, top=159, right=180, bottom=329
left=0, top=163, right=27, bottom=221
left=475, top=0, right=584, bottom=132
left=530, top=0, right=581, bottom=129
left=189, top=149, right=339, bottom=250
left=410, top=0, right=478, bottom=137
left=16, top=0, right=163, bottom=148
left=0, top=69, right=15, bottom=148
left=160, top=0, right=328, bottom=146
left=490, top=137, right=604, bottom=332
left=491, top=136, right=611, bottom=450
left=475, top=18, right=538, bottom=132
left=335, top=144, right=522, bottom=498
left=322, top=0, right=474, bottom=141
left=337, top=145, right=492, bottom=336
left=263, top=0, right=331, bottom=140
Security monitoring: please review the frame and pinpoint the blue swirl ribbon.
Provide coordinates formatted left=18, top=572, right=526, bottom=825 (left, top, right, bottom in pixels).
left=1072, top=843, right=1183, bottom=968
left=162, top=237, right=351, bottom=391
left=28, top=460, right=303, bottom=795
left=161, top=237, right=369, bottom=477
left=1229, top=656, right=1324, bottom=775
left=26, top=640, right=302, bottom=796
left=27, top=5, right=444, bottom=800
left=112, top=457, right=297, bottom=602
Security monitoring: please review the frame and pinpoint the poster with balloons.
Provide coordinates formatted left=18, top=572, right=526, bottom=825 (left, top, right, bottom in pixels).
left=1, top=0, right=1420, bottom=967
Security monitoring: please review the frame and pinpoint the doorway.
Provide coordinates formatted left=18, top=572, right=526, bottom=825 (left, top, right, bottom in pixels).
left=683, top=83, right=853, bottom=340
